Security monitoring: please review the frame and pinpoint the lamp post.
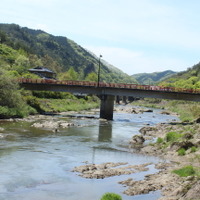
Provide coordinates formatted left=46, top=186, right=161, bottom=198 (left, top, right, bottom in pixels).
left=97, top=55, right=102, bottom=87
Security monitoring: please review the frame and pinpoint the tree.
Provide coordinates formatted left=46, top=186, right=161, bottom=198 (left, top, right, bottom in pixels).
left=58, top=67, right=78, bottom=80
left=0, top=68, right=31, bottom=118
left=85, top=72, right=98, bottom=82
left=0, top=69, right=23, bottom=108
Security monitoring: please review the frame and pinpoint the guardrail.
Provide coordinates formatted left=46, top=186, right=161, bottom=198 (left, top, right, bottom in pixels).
left=18, top=78, right=200, bottom=94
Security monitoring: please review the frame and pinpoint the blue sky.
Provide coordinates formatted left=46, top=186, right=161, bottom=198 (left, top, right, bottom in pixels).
left=1, top=0, right=200, bottom=75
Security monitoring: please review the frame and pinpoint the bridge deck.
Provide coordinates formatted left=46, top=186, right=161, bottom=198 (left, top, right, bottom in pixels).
left=18, top=78, right=200, bottom=102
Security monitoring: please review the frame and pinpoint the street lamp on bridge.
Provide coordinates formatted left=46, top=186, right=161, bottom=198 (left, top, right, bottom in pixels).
left=97, top=54, right=102, bottom=87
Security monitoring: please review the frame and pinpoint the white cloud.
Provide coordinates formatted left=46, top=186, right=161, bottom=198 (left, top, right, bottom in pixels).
left=1, top=0, right=200, bottom=74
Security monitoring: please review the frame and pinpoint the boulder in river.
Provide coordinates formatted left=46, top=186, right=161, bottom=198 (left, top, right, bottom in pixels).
left=31, top=120, right=75, bottom=131
left=72, top=162, right=151, bottom=179
left=129, top=135, right=145, bottom=147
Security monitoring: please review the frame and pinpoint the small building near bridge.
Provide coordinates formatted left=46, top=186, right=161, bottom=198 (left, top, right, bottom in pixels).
left=29, top=66, right=56, bottom=79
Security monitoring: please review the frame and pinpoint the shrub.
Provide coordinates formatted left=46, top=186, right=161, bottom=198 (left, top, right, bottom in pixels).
left=25, top=96, right=44, bottom=113
left=190, top=146, right=197, bottom=153
left=173, top=166, right=196, bottom=177
left=165, top=132, right=182, bottom=142
left=156, top=137, right=164, bottom=144
left=100, top=193, right=122, bottom=200
left=178, top=148, right=186, bottom=156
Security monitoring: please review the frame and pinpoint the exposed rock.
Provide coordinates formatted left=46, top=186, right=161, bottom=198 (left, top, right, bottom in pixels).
left=160, top=111, right=171, bottom=115
left=128, top=123, right=200, bottom=200
left=182, top=133, right=193, bottom=140
left=72, top=162, right=151, bottom=179
left=129, top=135, right=145, bottom=147
left=195, top=117, right=200, bottom=123
left=182, top=180, right=200, bottom=200
left=119, top=168, right=184, bottom=198
left=139, top=126, right=157, bottom=135
left=143, top=109, right=153, bottom=113
left=170, top=141, right=195, bottom=151
left=31, top=120, right=75, bottom=130
left=115, top=107, right=153, bottom=114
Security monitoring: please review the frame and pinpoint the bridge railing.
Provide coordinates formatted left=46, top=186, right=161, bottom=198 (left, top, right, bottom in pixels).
left=18, top=78, right=200, bottom=94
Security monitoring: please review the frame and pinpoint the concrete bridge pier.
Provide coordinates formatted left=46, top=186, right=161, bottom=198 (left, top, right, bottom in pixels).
left=100, top=95, right=115, bottom=120
left=122, top=96, right=127, bottom=104
left=116, top=95, right=120, bottom=104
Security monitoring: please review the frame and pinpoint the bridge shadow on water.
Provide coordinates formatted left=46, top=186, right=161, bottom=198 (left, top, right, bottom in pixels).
left=98, top=121, right=112, bottom=142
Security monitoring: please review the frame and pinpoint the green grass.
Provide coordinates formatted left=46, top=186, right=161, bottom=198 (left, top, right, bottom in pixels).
left=173, top=166, right=196, bottom=177
left=132, top=99, right=200, bottom=122
left=165, top=131, right=183, bottom=143
left=178, top=148, right=186, bottom=156
left=166, top=101, right=200, bottom=122
left=190, top=146, right=197, bottom=153
left=156, top=137, right=164, bottom=144
left=38, top=98, right=99, bottom=113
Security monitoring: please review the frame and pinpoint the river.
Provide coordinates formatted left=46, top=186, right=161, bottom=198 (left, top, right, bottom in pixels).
left=0, top=106, right=179, bottom=200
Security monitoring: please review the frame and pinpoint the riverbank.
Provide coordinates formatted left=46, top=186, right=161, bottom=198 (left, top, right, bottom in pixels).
left=131, top=98, right=200, bottom=122
left=127, top=122, right=200, bottom=200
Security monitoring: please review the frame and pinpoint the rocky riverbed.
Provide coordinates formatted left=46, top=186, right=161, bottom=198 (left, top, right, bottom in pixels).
left=127, top=122, right=200, bottom=200
left=1, top=107, right=199, bottom=199
left=70, top=109, right=200, bottom=199
left=72, top=162, right=151, bottom=179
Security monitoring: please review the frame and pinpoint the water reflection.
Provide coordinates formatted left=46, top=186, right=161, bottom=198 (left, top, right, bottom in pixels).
left=98, top=121, right=112, bottom=142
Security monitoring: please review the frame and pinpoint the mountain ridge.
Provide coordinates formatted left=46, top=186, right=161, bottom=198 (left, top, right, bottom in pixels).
left=132, top=70, right=177, bottom=85
left=0, top=23, right=137, bottom=83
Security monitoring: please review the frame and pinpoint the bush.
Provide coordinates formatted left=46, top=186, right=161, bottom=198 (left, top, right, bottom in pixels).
left=25, top=96, right=44, bottom=113
left=0, top=105, right=31, bottom=118
left=156, top=137, right=164, bottom=144
left=190, top=146, right=197, bottom=153
left=165, top=132, right=182, bottom=142
left=178, top=148, right=186, bottom=156
left=173, top=166, right=196, bottom=177
left=100, top=193, right=122, bottom=200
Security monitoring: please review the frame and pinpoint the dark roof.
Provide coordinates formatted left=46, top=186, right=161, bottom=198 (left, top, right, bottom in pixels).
left=29, top=66, right=56, bottom=74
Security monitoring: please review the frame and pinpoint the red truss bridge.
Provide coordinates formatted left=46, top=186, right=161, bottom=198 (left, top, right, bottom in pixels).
left=18, top=78, right=200, bottom=120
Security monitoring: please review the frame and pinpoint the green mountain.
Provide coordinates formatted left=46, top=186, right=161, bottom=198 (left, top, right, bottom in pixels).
left=0, top=23, right=137, bottom=83
left=132, top=70, right=176, bottom=85
left=160, top=62, right=200, bottom=89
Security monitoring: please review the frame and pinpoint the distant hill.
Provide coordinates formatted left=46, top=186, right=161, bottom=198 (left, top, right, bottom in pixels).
left=132, top=70, right=177, bottom=85
left=0, top=23, right=137, bottom=83
left=160, top=62, right=200, bottom=89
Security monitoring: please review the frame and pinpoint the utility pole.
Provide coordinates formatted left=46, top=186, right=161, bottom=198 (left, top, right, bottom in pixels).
left=97, top=55, right=102, bottom=87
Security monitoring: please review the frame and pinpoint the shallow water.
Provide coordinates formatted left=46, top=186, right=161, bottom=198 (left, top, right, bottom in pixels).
left=0, top=106, right=179, bottom=200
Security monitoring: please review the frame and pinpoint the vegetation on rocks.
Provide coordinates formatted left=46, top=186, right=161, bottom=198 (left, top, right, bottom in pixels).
left=135, top=121, right=200, bottom=199
left=173, top=165, right=197, bottom=177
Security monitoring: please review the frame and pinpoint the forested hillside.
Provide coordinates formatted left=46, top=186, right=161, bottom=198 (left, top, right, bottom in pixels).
left=0, top=23, right=137, bottom=118
left=0, top=23, right=136, bottom=83
left=132, top=70, right=176, bottom=85
left=160, top=62, right=200, bottom=89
